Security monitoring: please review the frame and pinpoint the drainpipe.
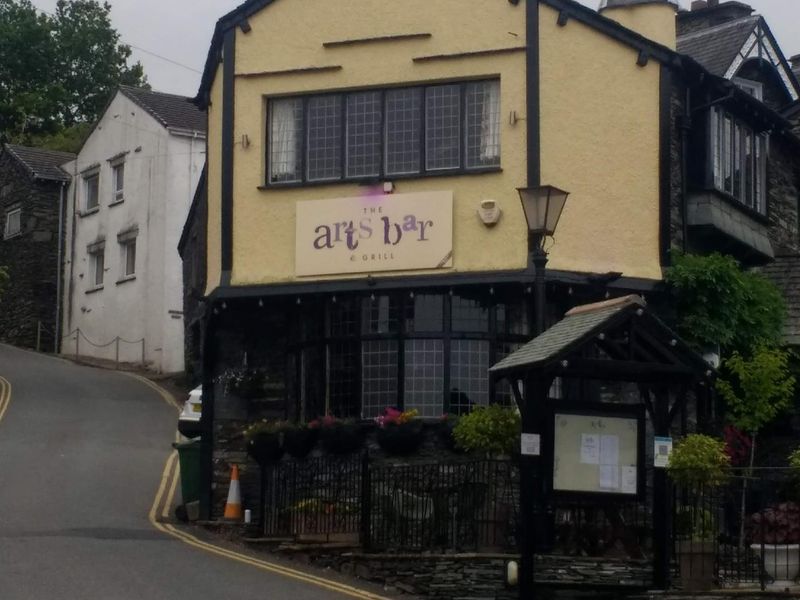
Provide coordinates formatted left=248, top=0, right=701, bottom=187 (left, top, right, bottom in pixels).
left=66, top=161, right=78, bottom=338
left=681, top=86, right=692, bottom=252
left=55, top=181, right=66, bottom=352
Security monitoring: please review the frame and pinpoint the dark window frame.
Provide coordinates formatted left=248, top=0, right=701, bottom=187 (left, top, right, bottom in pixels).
left=265, top=79, right=501, bottom=187
left=289, top=286, right=530, bottom=420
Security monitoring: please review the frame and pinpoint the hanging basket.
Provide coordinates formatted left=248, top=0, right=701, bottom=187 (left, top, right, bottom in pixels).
left=283, top=427, right=319, bottom=459
left=246, top=432, right=284, bottom=463
left=320, top=422, right=363, bottom=455
left=376, top=420, right=425, bottom=455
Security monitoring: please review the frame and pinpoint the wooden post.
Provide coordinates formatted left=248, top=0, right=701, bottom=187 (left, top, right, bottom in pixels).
left=115, top=337, right=120, bottom=369
left=652, top=386, right=672, bottom=590
left=36, top=321, right=42, bottom=352
left=75, top=330, right=80, bottom=361
left=141, top=339, right=146, bottom=367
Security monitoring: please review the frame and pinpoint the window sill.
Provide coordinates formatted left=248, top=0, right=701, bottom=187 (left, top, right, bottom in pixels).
left=2, top=232, right=22, bottom=241
left=258, top=167, right=503, bottom=190
left=85, top=285, right=104, bottom=294
left=696, top=186, right=770, bottom=225
left=79, top=207, right=100, bottom=218
left=109, top=199, right=125, bottom=208
left=116, top=275, right=136, bottom=285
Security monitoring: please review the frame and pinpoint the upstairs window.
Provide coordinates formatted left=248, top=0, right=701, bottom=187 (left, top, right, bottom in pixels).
left=84, top=172, right=99, bottom=212
left=88, top=244, right=105, bottom=288
left=710, top=107, right=767, bottom=214
left=111, top=162, right=125, bottom=204
left=733, top=77, right=764, bottom=101
left=267, top=80, right=501, bottom=185
left=3, top=207, right=21, bottom=239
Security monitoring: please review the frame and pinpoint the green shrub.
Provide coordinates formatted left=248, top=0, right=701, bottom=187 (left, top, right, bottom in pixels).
left=452, top=404, right=520, bottom=456
left=667, top=434, right=730, bottom=488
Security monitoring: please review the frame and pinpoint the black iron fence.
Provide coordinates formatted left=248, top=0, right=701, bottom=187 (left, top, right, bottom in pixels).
left=260, top=455, right=520, bottom=552
left=672, top=468, right=800, bottom=590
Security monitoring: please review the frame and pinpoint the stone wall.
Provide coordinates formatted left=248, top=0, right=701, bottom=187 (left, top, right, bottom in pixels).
left=292, top=551, right=652, bottom=599
left=766, top=135, right=800, bottom=256
left=180, top=175, right=207, bottom=385
left=669, top=81, right=687, bottom=256
left=0, top=152, right=64, bottom=350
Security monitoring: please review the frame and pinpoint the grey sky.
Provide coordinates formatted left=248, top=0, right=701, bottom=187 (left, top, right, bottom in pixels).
left=29, top=0, right=800, bottom=98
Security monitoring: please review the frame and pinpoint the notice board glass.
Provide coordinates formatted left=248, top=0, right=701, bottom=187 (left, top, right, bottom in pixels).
left=552, top=410, right=642, bottom=497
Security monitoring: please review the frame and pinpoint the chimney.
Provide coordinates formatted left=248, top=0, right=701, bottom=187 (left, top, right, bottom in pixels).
left=791, top=54, right=800, bottom=79
left=691, top=1, right=708, bottom=10
left=598, top=0, right=678, bottom=50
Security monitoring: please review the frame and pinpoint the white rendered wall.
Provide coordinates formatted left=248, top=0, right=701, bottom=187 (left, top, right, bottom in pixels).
left=61, top=91, right=205, bottom=372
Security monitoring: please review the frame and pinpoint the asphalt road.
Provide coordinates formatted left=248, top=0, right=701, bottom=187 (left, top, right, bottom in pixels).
left=0, top=344, right=378, bottom=600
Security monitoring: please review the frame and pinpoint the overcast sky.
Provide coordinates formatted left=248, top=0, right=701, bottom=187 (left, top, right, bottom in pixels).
left=28, top=0, right=800, bottom=98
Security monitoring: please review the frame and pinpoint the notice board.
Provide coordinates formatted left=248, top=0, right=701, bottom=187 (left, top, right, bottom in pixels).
left=552, top=411, right=642, bottom=497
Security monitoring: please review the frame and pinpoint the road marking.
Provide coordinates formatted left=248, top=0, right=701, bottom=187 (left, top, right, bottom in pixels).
left=123, top=372, right=181, bottom=412
left=148, top=451, right=392, bottom=600
left=0, top=376, right=11, bottom=425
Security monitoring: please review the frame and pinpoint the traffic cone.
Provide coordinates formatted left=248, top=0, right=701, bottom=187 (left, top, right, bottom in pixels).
left=223, top=464, right=243, bottom=520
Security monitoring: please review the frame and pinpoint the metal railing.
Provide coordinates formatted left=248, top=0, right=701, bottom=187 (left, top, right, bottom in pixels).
left=260, top=455, right=520, bottom=552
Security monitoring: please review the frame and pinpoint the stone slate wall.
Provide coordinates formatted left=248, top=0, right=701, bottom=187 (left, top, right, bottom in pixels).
left=297, top=552, right=651, bottom=599
left=180, top=180, right=207, bottom=385
left=669, top=81, right=687, bottom=257
left=0, top=152, right=63, bottom=350
left=766, top=135, right=800, bottom=256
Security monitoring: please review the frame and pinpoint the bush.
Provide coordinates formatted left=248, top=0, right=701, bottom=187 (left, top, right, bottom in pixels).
left=452, top=404, right=520, bottom=456
left=667, top=434, right=731, bottom=488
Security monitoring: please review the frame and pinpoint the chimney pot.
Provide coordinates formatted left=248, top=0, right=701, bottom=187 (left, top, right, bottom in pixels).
left=691, top=0, right=707, bottom=10
left=790, top=54, right=800, bottom=70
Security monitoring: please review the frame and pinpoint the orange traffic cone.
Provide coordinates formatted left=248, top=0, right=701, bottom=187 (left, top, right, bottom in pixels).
left=223, top=464, right=243, bottom=520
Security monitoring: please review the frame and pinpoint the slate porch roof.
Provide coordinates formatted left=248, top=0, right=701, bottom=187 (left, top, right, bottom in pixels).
left=119, top=86, right=206, bottom=133
left=489, top=295, right=711, bottom=378
left=3, top=144, right=75, bottom=183
left=676, top=16, right=759, bottom=77
left=761, top=256, right=800, bottom=346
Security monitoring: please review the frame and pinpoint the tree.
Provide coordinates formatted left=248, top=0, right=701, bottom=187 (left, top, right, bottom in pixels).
left=0, top=266, right=7, bottom=297
left=0, top=0, right=146, bottom=142
left=665, top=253, right=785, bottom=354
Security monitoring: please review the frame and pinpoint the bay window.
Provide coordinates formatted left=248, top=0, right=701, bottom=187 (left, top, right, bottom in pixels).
left=267, top=80, right=501, bottom=185
left=710, top=107, right=767, bottom=214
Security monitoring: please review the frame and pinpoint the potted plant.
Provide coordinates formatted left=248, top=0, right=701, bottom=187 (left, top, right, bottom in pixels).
left=244, top=419, right=286, bottom=464
left=318, top=415, right=363, bottom=455
left=282, top=421, right=319, bottom=459
left=452, top=404, right=520, bottom=457
left=746, top=502, right=800, bottom=586
left=375, top=407, right=423, bottom=455
left=217, top=367, right=270, bottom=400
left=667, top=434, right=731, bottom=591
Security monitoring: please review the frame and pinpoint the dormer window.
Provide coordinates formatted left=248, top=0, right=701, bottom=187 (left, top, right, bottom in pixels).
left=733, top=77, right=764, bottom=101
left=267, top=80, right=501, bottom=185
left=710, top=107, right=767, bottom=214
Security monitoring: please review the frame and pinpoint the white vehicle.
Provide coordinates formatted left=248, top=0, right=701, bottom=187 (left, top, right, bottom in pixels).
left=178, top=385, right=202, bottom=438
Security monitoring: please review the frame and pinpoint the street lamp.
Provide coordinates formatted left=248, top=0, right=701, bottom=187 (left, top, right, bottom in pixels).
left=516, top=184, right=569, bottom=600
left=517, top=185, right=570, bottom=335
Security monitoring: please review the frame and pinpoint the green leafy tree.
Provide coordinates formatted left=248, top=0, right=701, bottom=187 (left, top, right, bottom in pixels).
left=0, top=0, right=146, bottom=142
left=0, top=266, right=8, bottom=299
left=665, top=253, right=785, bottom=353
left=717, top=344, right=796, bottom=550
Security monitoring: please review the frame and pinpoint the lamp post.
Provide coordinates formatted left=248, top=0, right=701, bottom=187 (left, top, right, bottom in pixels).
left=516, top=184, right=569, bottom=600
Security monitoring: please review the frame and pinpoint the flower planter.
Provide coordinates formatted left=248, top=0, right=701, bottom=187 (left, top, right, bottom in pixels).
left=751, top=543, right=800, bottom=585
left=676, top=540, right=716, bottom=591
left=283, top=427, right=318, bottom=459
left=320, top=422, right=363, bottom=454
left=376, top=420, right=424, bottom=455
left=247, top=432, right=284, bottom=464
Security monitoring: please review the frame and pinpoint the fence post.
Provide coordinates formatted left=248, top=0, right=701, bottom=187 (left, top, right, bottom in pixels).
left=141, top=339, right=146, bottom=367
left=360, top=451, right=371, bottom=550
left=115, top=337, right=120, bottom=369
left=75, top=329, right=80, bottom=361
left=36, top=321, right=42, bottom=352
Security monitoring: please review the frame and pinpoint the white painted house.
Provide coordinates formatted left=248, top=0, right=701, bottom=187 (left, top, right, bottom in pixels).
left=61, top=86, right=206, bottom=373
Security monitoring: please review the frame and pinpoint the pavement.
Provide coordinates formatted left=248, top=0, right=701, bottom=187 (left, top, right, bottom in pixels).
left=0, top=343, right=401, bottom=600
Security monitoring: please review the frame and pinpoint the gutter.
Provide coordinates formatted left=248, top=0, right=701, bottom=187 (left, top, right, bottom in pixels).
left=55, top=181, right=66, bottom=352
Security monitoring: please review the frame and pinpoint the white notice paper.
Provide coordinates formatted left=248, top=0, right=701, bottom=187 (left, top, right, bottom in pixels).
left=621, top=466, right=637, bottom=494
left=580, top=433, right=600, bottom=464
left=520, top=433, right=541, bottom=456
left=600, top=434, right=620, bottom=466
left=599, top=465, right=620, bottom=490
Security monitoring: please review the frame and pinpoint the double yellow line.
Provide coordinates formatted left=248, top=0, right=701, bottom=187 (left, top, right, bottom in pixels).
left=0, top=376, right=11, bottom=425
left=140, top=375, right=389, bottom=600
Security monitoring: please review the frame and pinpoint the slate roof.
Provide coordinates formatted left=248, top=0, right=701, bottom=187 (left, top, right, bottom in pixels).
left=490, top=296, right=646, bottom=374
left=3, top=144, right=74, bottom=182
left=676, top=16, right=759, bottom=77
left=761, top=256, right=800, bottom=345
left=120, top=86, right=206, bottom=133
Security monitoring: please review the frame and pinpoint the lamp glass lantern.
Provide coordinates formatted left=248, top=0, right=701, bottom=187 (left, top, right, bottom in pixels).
left=517, top=185, right=570, bottom=248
